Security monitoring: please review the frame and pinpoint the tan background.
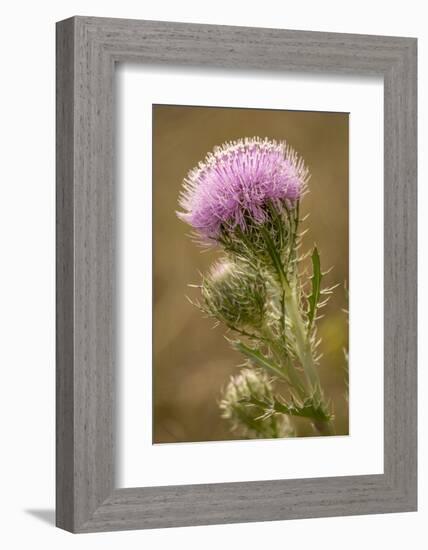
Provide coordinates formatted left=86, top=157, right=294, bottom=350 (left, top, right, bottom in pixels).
left=153, top=104, right=349, bottom=443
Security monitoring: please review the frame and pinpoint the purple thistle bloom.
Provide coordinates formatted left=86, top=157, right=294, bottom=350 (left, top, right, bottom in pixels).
left=177, top=137, right=309, bottom=240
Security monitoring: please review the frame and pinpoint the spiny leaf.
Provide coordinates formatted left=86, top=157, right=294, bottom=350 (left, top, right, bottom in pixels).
left=273, top=395, right=332, bottom=422
left=243, top=396, right=332, bottom=422
left=307, top=246, right=322, bottom=329
left=241, top=393, right=332, bottom=423
left=231, top=340, right=286, bottom=380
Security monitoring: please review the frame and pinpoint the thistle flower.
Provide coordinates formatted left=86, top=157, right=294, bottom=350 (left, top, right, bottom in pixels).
left=178, top=137, right=309, bottom=240
left=201, top=259, right=265, bottom=329
left=219, top=368, right=294, bottom=439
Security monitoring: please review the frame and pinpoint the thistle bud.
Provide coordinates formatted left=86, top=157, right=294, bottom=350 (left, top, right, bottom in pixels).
left=201, top=259, right=265, bottom=329
left=219, top=368, right=294, bottom=439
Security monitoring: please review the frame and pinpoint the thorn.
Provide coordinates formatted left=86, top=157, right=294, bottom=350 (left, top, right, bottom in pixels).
left=321, top=267, right=334, bottom=276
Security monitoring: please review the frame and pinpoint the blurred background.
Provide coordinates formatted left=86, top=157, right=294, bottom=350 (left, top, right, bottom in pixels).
left=153, top=105, right=349, bottom=443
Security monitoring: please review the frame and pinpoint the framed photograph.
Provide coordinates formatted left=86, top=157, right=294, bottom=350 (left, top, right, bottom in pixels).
left=56, top=16, right=417, bottom=532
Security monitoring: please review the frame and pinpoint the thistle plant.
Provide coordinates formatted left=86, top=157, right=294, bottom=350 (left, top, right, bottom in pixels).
left=178, top=137, right=338, bottom=438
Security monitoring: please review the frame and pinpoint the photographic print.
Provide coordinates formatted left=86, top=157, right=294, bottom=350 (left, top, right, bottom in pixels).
left=153, top=105, right=349, bottom=443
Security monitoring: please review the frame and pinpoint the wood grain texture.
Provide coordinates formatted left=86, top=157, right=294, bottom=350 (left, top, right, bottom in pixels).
left=56, top=16, right=417, bottom=533
left=56, top=18, right=75, bottom=532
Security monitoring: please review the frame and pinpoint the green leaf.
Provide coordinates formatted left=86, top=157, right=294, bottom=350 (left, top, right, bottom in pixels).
left=273, top=395, right=332, bottom=422
left=231, top=340, right=286, bottom=380
left=241, top=393, right=332, bottom=423
left=307, top=247, right=322, bottom=329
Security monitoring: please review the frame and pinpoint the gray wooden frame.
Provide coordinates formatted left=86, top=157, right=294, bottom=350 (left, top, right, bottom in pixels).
left=56, top=16, right=417, bottom=533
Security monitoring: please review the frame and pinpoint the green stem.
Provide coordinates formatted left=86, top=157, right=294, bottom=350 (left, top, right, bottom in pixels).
left=266, top=338, right=307, bottom=399
left=253, top=220, right=333, bottom=436
left=260, top=223, right=325, bottom=406
left=284, top=287, right=321, bottom=398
